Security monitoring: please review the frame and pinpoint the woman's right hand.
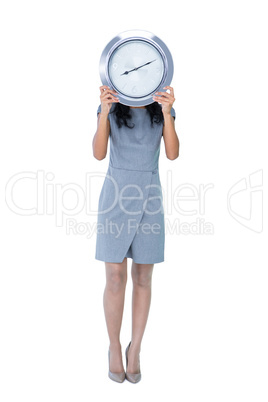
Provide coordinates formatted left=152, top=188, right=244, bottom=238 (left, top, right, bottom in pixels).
left=99, top=85, right=119, bottom=115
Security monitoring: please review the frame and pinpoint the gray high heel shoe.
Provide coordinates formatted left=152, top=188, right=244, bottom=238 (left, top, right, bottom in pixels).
left=125, top=341, right=142, bottom=383
left=108, top=350, right=126, bottom=383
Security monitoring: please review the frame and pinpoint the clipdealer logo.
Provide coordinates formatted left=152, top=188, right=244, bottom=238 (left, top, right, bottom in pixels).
left=227, top=169, right=263, bottom=233
left=5, top=169, right=216, bottom=238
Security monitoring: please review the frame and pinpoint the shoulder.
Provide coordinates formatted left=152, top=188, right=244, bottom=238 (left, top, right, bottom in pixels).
left=97, top=104, right=102, bottom=115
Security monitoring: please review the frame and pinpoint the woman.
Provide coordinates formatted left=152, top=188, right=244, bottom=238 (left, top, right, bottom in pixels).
left=92, top=85, right=179, bottom=383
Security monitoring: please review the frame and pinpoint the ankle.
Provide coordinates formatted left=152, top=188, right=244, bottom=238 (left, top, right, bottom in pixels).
left=129, top=341, right=141, bottom=354
left=109, top=341, right=122, bottom=350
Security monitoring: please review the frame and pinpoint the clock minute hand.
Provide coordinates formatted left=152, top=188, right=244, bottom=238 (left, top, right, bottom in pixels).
left=120, top=59, right=157, bottom=76
left=135, top=59, right=157, bottom=71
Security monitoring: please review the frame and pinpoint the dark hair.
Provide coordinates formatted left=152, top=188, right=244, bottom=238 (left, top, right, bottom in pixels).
left=111, top=101, right=164, bottom=129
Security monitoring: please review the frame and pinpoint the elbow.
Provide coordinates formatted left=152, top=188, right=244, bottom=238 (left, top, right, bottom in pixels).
left=92, top=142, right=107, bottom=160
left=166, top=141, right=180, bottom=160
left=167, top=154, right=179, bottom=160
left=93, top=151, right=106, bottom=160
left=167, top=150, right=179, bottom=160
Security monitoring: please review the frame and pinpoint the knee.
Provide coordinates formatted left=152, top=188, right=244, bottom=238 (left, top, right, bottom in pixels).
left=106, top=265, right=127, bottom=293
left=132, top=266, right=152, bottom=288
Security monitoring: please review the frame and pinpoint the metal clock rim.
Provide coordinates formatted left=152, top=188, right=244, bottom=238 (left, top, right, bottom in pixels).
left=99, top=30, right=174, bottom=107
left=107, top=38, right=168, bottom=100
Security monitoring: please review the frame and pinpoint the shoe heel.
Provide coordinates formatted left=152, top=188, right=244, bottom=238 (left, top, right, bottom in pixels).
left=108, top=350, right=125, bottom=383
left=125, top=341, right=142, bottom=384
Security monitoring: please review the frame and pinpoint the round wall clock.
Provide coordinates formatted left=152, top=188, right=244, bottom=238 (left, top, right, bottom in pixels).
left=99, top=29, right=174, bottom=107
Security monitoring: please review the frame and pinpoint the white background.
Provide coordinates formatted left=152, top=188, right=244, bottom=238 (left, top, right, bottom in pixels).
left=0, top=0, right=267, bottom=400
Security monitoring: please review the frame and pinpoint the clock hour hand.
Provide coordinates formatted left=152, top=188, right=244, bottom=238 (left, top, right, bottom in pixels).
left=120, top=59, right=157, bottom=76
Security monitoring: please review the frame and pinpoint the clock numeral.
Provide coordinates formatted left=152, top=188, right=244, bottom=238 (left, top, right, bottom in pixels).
left=113, top=63, right=118, bottom=70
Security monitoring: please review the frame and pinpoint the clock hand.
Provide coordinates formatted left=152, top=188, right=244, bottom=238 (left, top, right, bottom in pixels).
left=120, top=59, right=157, bottom=76
left=135, top=59, right=157, bottom=72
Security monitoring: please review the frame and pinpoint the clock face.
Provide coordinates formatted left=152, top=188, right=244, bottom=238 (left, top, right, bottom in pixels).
left=108, top=40, right=165, bottom=98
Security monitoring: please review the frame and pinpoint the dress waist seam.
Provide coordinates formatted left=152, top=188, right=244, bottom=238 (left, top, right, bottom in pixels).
left=109, top=163, right=158, bottom=174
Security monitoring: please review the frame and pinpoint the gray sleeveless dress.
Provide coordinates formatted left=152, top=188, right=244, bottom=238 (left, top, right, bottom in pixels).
left=95, top=103, right=176, bottom=264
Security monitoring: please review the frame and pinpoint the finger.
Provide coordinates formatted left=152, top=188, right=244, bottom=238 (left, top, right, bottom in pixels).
left=154, top=91, right=173, bottom=99
left=101, top=91, right=119, bottom=100
left=155, top=100, right=171, bottom=105
left=152, top=96, right=173, bottom=107
left=163, top=86, right=174, bottom=97
left=100, top=91, right=119, bottom=98
left=100, top=85, right=110, bottom=91
left=99, top=85, right=109, bottom=93
left=153, top=93, right=174, bottom=102
left=100, top=85, right=118, bottom=94
left=108, top=98, right=120, bottom=103
left=101, top=89, right=118, bottom=96
left=101, top=94, right=119, bottom=102
left=102, top=91, right=119, bottom=98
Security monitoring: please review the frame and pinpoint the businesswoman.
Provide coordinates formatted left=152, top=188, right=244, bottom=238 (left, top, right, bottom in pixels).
left=93, top=85, right=179, bottom=383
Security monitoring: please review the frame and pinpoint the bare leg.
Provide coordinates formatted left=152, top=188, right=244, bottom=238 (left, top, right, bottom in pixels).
left=103, top=258, right=128, bottom=373
left=127, top=261, right=154, bottom=373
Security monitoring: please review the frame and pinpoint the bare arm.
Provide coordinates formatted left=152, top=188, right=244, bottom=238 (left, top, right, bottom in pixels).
left=92, top=86, right=119, bottom=160
left=92, top=112, right=110, bottom=160
left=153, top=86, right=180, bottom=160
left=162, top=112, right=179, bottom=160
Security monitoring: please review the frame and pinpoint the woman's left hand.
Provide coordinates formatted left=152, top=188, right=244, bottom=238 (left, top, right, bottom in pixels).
left=153, top=86, right=175, bottom=114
